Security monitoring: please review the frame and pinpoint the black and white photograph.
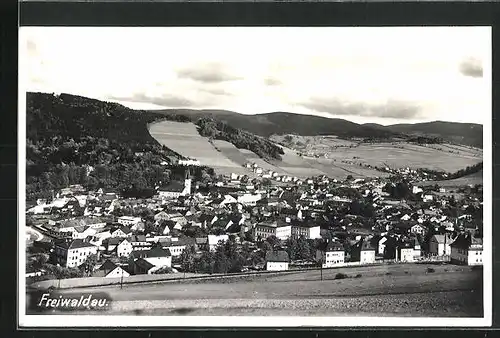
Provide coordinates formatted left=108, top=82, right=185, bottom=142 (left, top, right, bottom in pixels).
left=18, top=26, right=491, bottom=327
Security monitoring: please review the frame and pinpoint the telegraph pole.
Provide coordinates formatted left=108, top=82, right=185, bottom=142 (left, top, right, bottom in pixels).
left=320, top=251, right=323, bottom=281
left=120, top=265, right=124, bottom=289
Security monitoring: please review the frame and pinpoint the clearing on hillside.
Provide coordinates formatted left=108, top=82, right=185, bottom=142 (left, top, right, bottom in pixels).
left=273, top=135, right=482, bottom=173
left=149, top=121, right=242, bottom=173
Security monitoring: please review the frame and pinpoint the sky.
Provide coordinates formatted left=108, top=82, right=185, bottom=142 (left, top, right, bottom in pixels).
left=20, top=27, right=491, bottom=125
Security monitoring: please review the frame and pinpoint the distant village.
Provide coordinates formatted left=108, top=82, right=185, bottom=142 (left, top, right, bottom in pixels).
left=25, top=159, right=483, bottom=281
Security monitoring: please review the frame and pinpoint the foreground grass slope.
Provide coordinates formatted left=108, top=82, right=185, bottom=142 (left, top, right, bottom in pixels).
left=38, top=264, right=483, bottom=317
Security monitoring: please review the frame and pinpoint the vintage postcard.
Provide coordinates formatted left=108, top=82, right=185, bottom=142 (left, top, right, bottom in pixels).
left=18, top=26, right=491, bottom=327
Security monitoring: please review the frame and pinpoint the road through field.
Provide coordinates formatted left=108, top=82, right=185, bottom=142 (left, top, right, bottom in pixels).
left=45, top=264, right=483, bottom=317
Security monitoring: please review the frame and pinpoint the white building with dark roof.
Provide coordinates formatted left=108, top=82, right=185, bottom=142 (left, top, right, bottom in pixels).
left=54, top=239, right=98, bottom=268
left=265, top=250, right=290, bottom=271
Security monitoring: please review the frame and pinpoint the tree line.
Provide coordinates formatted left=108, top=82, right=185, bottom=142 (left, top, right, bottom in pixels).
left=196, top=117, right=285, bottom=161
left=25, top=92, right=214, bottom=200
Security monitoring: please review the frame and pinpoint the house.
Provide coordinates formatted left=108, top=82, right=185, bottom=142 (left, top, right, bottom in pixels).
left=397, top=241, right=414, bottom=262
left=54, top=239, right=98, bottom=268
left=110, top=226, right=132, bottom=238
left=377, top=236, right=388, bottom=256
left=253, top=221, right=292, bottom=241
left=350, top=239, right=376, bottom=264
left=115, top=238, right=133, bottom=258
left=450, top=234, right=483, bottom=266
left=132, top=258, right=156, bottom=275
left=93, top=260, right=130, bottom=278
left=103, top=238, right=122, bottom=254
left=88, top=230, right=112, bottom=247
left=129, top=235, right=151, bottom=251
left=158, top=178, right=192, bottom=199
left=411, top=224, right=426, bottom=235
left=159, top=237, right=191, bottom=257
left=291, top=222, right=321, bottom=240
left=423, top=194, right=434, bottom=203
left=195, top=237, right=208, bottom=251
left=318, top=240, right=345, bottom=268
left=71, top=226, right=98, bottom=240
left=265, top=250, right=290, bottom=271
left=413, top=237, right=422, bottom=258
left=117, top=216, right=142, bottom=227
left=207, top=234, right=229, bottom=252
left=429, top=233, right=454, bottom=256
left=131, top=245, right=172, bottom=274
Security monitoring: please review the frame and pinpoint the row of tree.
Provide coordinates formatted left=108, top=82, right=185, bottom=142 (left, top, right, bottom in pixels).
left=196, top=117, right=285, bottom=160
left=25, top=93, right=216, bottom=200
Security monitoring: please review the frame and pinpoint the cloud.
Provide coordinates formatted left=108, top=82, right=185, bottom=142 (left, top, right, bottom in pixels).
left=110, top=93, right=194, bottom=108
left=176, top=62, right=242, bottom=83
left=201, top=86, right=232, bottom=96
left=300, top=97, right=423, bottom=119
left=459, top=57, right=483, bottom=78
left=264, top=77, right=282, bottom=86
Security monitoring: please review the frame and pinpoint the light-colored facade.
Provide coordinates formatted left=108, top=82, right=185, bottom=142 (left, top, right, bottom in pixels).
left=104, top=266, right=130, bottom=278
left=116, top=239, right=133, bottom=257
left=399, top=247, right=414, bottom=262
left=322, top=250, right=345, bottom=268
left=55, top=240, right=99, bottom=268
left=266, top=261, right=289, bottom=271
left=117, top=216, right=142, bottom=227
left=429, top=234, right=453, bottom=256
left=207, top=234, right=229, bottom=252
left=360, top=250, right=376, bottom=264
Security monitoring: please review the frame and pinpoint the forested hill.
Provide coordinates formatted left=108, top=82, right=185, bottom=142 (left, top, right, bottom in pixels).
left=25, top=92, right=212, bottom=201
left=195, top=117, right=284, bottom=161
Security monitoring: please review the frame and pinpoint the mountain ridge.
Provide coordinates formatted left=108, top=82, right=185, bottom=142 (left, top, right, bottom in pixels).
left=150, top=108, right=483, bottom=148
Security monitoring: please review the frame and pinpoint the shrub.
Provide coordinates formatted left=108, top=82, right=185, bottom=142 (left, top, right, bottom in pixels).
left=335, top=273, right=348, bottom=280
left=427, top=267, right=435, bottom=273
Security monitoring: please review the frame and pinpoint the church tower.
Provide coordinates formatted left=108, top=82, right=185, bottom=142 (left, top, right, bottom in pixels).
left=182, top=168, right=192, bottom=196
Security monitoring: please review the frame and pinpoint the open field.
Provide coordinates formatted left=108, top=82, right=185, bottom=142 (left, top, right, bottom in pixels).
left=149, top=121, right=243, bottom=171
left=272, top=135, right=482, bottom=173
left=149, top=122, right=482, bottom=179
left=35, top=264, right=483, bottom=317
left=419, top=170, right=483, bottom=188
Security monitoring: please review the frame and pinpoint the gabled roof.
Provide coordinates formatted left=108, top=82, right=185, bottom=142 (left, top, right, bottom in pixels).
left=325, top=241, right=345, bottom=252
left=265, top=250, right=290, bottom=263
left=129, top=234, right=147, bottom=242
left=353, top=239, right=376, bottom=251
left=159, top=181, right=185, bottom=193
left=146, top=246, right=172, bottom=257
left=134, top=258, right=155, bottom=270
left=432, top=233, right=454, bottom=244
left=98, top=259, right=118, bottom=272
left=451, top=234, right=482, bottom=250
left=58, top=239, right=97, bottom=250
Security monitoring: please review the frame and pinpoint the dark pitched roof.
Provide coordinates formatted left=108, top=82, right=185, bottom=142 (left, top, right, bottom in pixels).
left=146, top=246, right=172, bottom=257
left=353, top=239, right=376, bottom=251
left=134, top=258, right=155, bottom=270
left=451, top=234, right=482, bottom=250
left=325, top=241, right=345, bottom=252
left=55, top=239, right=97, bottom=250
left=130, top=234, right=147, bottom=242
left=265, top=250, right=289, bottom=263
left=98, top=260, right=118, bottom=272
left=159, top=181, right=185, bottom=193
